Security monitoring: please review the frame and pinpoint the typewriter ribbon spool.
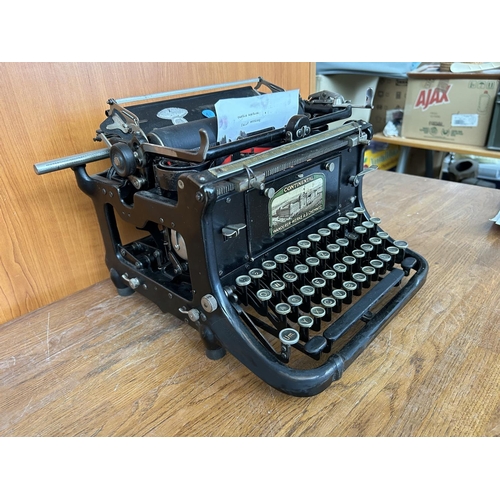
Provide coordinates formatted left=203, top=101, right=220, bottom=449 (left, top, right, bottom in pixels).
left=34, top=78, right=428, bottom=397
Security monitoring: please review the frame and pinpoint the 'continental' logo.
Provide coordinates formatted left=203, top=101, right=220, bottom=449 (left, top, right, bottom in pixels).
left=414, top=84, right=452, bottom=111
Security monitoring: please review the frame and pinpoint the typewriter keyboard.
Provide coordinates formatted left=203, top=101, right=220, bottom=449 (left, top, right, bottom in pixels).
left=228, top=208, right=414, bottom=366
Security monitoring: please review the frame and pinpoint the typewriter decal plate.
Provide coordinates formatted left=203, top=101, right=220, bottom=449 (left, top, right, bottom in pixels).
left=269, top=173, right=326, bottom=237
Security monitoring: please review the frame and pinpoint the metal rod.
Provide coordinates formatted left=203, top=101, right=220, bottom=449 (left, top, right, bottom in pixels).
left=34, top=148, right=110, bottom=175
left=115, top=78, right=260, bottom=105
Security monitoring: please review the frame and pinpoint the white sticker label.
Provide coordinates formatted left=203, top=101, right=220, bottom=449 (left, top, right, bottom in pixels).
left=157, top=107, right=188, bottom=124
left=451, top=114, right=478, bottom=127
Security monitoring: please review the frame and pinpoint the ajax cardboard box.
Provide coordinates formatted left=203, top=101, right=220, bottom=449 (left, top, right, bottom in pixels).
left=402, top=74, right=499, bottom=146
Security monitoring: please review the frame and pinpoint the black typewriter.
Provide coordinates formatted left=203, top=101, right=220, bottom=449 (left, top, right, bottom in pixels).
left=35, top=77, right=428, bottom=397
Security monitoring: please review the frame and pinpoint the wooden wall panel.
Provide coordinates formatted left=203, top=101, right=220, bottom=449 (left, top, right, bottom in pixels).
left=0, top=62, right=315, bottom=324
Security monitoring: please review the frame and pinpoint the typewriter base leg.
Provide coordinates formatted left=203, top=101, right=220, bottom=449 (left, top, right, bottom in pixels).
left=205, top=348, right=226, bottom=361
left=110, top=268, right=135, bottom=297
left=200, top=325, right=226, bottom=361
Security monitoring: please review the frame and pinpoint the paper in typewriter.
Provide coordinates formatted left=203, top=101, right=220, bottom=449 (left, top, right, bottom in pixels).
left=215, top=89, right=299, bottom=143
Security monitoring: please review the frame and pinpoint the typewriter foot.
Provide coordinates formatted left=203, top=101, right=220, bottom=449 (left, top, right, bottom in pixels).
left=110, top=268, right=135, bottom=297
left=200, top=325, right=226, bottom=360
left=205, top=347, right=226, bottom=361
left=116, top=287, right=135, bottom=297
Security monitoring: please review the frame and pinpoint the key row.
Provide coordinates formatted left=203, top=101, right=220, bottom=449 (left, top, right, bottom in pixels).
left=236, top=242, right=407, bottom=298
left=268, top=236, right=408, bottom=272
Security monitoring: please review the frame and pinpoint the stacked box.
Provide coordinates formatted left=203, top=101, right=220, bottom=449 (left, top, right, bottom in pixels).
left=402, top=74, right=499, bottom=146
left=370, top=78, right=408, bottom=133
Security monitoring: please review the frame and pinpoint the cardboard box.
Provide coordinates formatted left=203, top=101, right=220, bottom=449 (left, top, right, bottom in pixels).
left=370, top=78, right=408, bottom=133
left=402, top=74, right=499, bottom=146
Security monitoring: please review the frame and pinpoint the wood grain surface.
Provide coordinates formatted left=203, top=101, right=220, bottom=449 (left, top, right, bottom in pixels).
left=2, top=170, right=500, bottom=437
left=0, top=62, right=315, bottom=324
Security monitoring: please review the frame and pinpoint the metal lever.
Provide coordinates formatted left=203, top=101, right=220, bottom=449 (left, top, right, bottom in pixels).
left=34, top=148, right=110, bottom=175
left=106, top=99, right=148, bottom=141
left=307, top=88, right=374, bottom=109
left=222, top=223, right=247, bottom=241
left=307, top=90, right=346, bottom=105
left=179, top=307, right=201, bottom=322
left=349, top=165, right=378, bottom=187
left=121, top=273, right=140, bottom=289
left=141, top=129, right=210, bottom=162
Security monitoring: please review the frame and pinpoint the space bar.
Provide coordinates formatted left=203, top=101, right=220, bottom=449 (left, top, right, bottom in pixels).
left=323, top=268, right=405, bottom=342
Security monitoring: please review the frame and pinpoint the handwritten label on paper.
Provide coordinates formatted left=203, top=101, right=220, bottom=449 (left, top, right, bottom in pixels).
left=215, top=90, right=299, bottom=143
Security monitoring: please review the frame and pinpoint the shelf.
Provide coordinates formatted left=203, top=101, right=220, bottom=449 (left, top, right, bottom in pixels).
left=372, top=133, right=500, bottom=160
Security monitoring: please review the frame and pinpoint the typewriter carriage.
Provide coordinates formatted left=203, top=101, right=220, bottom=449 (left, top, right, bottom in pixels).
left=35, top=77, right=428, bottom=397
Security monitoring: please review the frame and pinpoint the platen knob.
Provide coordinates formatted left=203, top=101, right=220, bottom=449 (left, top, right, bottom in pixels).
left=110, top=142, right=137, bottom=177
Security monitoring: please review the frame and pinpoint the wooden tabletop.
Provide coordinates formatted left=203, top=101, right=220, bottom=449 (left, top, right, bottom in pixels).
left=2, top=170, right=500, bottom=437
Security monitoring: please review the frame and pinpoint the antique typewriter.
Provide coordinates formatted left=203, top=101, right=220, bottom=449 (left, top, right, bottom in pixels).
left=35, top=77, right=428, bottom=397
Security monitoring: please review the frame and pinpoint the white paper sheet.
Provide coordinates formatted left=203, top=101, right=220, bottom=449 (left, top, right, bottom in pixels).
left=215, top=90, right=300, bottom=143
